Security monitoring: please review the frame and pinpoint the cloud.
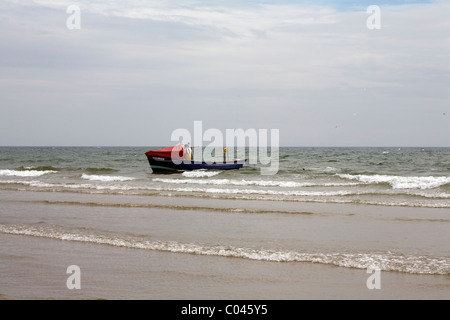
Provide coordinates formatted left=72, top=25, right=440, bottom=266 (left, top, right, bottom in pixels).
left=19, top=0, right=341, bottom=38
left=0, top=0, right=449, bottom=146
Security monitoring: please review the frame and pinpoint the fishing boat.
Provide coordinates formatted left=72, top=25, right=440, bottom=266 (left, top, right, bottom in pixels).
left=145, top=145, right=247, bottom=172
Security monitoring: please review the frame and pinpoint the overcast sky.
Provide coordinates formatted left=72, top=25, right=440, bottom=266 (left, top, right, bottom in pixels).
left=0, top=0, right=449, bottom=147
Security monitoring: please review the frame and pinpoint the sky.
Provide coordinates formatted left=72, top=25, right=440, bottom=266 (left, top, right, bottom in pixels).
left=0, top=0, right=449, bottom=147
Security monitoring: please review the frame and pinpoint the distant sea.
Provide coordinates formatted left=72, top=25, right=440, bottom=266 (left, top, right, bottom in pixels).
left=1, top=146, right=449, bottom=299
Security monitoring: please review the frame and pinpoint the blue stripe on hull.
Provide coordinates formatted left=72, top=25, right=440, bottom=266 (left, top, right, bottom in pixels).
left=147, top=156, right=246, bottom=172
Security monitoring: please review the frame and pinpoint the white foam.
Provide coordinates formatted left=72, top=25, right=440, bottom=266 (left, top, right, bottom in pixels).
left=181, top=170, right=222, bottom=178
left=153, top=178, right=358, bottom=188
left=0, top=169, right=57, bottom=177
left=155, top=186, right=356, bottom=197
left=81, top=173, right=135, bottom=182
left=0, top=178, right=368, bottom=197
left=1, top=224, right=448, bottom=275
left=154, top=178, right=306, bottom=187
left=3, top=178, right=448, bottom=208
left=338, top=174, right=450, bottom=190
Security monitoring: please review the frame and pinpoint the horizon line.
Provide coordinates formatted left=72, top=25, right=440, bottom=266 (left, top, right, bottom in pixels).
left=1, top=145, right=449, bottom=148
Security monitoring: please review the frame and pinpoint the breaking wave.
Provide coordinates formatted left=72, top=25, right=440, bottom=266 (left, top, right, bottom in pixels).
left=153, top=177, right=359, bottom=188
left=153, top=186, right=356, bottom=197
left=1, top=179, right=450, bottom=208
left=181, top=170, right=222, bottom=178
left=338, top=174, right=450, bottom=190
left=1, top=224, right=448, bottom=275
left=0, top=169, right=57, bottom=177
left=81, top=173, right=135, bottom=182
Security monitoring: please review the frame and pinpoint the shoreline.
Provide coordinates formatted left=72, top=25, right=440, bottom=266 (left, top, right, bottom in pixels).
left=1, top=232, right=449, bottom=300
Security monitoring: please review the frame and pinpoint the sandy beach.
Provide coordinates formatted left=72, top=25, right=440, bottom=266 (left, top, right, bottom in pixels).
left=1, top=189, right=449, bottom=300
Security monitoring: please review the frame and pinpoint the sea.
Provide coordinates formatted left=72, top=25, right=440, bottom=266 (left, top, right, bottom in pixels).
left=0, top=146, right=449, bottom=300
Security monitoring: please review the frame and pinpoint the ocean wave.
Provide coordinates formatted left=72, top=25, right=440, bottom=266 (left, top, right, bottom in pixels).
left=152, top=186, right=358, bottom=197
left=83, top=167, right=119, bottom=173
left=153, top=177, right=359, bottom=188
left=0, top=179, right=89, bottom=189
left=181, top=170, right=222, bottom=178
left=1, top=223, right=448, bottom=275
left=338, top=174, right=450, bottom=190
left=0, top=169, right=57, bottom=177
left=2, top=179, right=450, bottom=208
left=406, top=191, right=450, bottom=199
left=81, top=173, right=135, bottom=182
left=17, top=166, right=60, bottom=172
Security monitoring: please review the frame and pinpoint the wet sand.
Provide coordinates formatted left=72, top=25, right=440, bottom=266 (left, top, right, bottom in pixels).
left=1, top=218, right=449, bottom=300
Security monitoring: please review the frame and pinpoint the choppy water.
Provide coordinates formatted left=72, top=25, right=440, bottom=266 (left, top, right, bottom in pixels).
left=1, top=147, right=449, bottom=208
left=0, top=146, right=449, bottom=284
